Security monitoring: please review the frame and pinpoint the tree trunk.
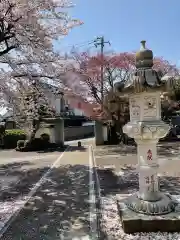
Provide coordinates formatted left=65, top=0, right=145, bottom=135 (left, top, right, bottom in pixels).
left=28, top=119, right=40, bottom=143
left=108, top=123, right=119, bottom=145
left=113, top=120, right=124, bottom=143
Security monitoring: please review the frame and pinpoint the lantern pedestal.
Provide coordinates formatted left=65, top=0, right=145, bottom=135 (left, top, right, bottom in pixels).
left=122, top=119, right=176, bottom=215
left=118, top=92, right=180, bottom=233
left=118, top=119, right=180, bottom=233
left=117, top=194, right=180, bottom=234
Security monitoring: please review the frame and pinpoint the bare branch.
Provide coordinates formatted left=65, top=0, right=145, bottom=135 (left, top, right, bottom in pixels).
left=11, top=73, right=63, bottom=79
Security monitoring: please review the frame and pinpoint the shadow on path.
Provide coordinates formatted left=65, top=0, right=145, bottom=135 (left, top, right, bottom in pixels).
left=95, top=141, right=180, bottom=158
left=37, top=145, right=86, bottom=154
left=97, top=167, right=180, bottom=197
left=2, top=164, right=91, bottom=240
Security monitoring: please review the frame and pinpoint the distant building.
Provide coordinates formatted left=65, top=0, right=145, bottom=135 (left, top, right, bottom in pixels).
left=37, top=81, right=85, bottom=116
left=0, top=81, right=85, bottom=129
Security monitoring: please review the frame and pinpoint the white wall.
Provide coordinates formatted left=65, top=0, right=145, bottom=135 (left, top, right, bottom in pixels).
left=47, top=92, right=84, bottom=116
left=55, top=98, right=61, bottom=114
left=72, top=108, right=84, bottom=116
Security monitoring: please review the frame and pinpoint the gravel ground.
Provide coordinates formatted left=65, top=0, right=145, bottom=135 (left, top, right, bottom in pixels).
left=98, top=167, right=180, bottom=240
left=101, top=196, right=180, bottom=240
left=94, top=142, right=180, bottom=239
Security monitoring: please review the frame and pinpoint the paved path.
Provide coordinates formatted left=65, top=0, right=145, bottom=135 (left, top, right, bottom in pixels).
left=0, top=138, right=95, bottom=193
left=0, top=152, right=62, bottom=195
left=1, top=138, right=180, bottom=239
left=1, top=144, right=98, bottom=240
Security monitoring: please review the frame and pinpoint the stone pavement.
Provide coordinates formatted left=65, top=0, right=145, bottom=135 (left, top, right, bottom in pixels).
left=0, top=145, right=97, bottom=240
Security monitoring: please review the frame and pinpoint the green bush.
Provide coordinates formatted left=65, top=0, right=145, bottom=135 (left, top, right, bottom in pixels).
left=16, top=139, right=25, bottom=149
left=4, top=129, right=26, bottom=149
left=16, top=138, right=54, bottom=152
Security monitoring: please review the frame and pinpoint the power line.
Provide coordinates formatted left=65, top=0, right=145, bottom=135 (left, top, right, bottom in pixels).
left=59, top=40, right=95, bottom=51
left=58, top=38, right=113, bottom=58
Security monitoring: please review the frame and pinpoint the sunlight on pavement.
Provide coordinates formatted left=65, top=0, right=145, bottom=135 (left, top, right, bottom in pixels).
left=0, top=199, right=26, bottom=233
left=72, top=236, right=90, bottom=240
left=0, top=176, right=19, bottom=191
left=0, top=145, right=95, bottom=239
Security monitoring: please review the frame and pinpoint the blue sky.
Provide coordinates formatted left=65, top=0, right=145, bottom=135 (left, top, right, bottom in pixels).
left=55, top=0, right=180, bottom=65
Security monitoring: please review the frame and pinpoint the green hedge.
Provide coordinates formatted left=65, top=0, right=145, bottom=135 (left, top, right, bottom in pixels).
left=4, top=129, right=26, bottom=149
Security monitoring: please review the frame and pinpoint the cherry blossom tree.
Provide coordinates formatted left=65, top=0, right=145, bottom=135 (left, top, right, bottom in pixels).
left=0, top=0, right=82, bottom=56
left=15, top=80, right=56, bottom=141
left=0, top=0, right=83, bottom=114
left=0, top=0, right=21, bottom=56
left=63, top=51, right=178, bottom=118
left=61, top=51, right=179, bottom=142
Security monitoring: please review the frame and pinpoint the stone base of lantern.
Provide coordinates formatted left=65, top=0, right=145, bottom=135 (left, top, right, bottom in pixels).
left=126, top=192, right=175, bottom=215
left=117, top=194, right=180, bottom=233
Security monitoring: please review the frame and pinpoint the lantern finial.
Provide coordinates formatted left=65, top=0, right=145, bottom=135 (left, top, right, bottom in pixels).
left=140, top=40, right=146, bottom=49
left=135, top=40, right=153, bottom=69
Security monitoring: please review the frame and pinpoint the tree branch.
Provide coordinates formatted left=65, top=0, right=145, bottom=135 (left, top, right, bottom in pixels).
left=11, top=73, right=63, bottom=79
left=0, top=59, right=55, bottom=65
left=0, top=45, right=16, bottom=56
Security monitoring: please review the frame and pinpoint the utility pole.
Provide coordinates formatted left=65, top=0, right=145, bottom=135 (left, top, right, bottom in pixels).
left=94, top=36, right=110, bottom=111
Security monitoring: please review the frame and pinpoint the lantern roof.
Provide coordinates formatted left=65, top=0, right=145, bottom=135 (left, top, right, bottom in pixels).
left=115, top=41, right=177, bottom=94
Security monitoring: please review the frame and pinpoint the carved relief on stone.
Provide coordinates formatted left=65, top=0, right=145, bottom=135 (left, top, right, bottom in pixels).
left=145, top=175, right=156, bottom=192
left=147, top=149, right=153, bottom=161
left=123, top=123, right=141, bottom=139
left=143, top=96, right=157, bottom=118
left=124, top=121, right=170, bottom=140
left=156, top=125, right=171, bottom=139
left=130, top=97, right=140, bottom=121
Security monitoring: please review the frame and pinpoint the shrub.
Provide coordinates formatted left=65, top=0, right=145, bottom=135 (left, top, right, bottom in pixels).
left=40, top=133, right=50, bottom=142
left=16, top=140, right=25, bottom=149
left=4, top=129, right=26, bottom=149
left=16, top=137, right=53, bottom=152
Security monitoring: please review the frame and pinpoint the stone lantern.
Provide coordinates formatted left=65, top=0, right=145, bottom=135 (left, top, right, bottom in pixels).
left=115, top=41, right=180, bottom=233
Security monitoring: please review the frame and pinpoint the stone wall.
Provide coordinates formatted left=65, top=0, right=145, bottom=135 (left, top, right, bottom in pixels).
left=64, top=125, right=94, bottom=141
left=36, top=124, right=94, bottom=143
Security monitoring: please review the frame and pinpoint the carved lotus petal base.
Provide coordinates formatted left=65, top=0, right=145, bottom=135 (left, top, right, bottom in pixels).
left=126, top=192, right=176, bottom=215
left=123, top=120, right=170, bottom=140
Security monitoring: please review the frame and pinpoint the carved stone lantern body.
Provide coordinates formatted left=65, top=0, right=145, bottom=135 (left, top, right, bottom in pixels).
left=115, top=41, right=176, bottom=215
